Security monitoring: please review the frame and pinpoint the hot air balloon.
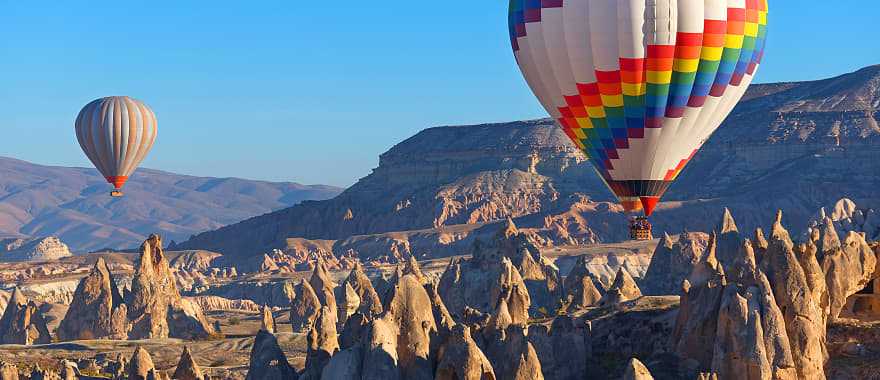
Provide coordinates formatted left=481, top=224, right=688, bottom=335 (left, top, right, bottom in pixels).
left=508, top=0, right=768, bottom=229
left=74, top=96, right=157, bottom=197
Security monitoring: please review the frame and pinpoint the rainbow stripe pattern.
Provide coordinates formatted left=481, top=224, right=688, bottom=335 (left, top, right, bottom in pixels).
left=510, top=0, right=769, bottom=215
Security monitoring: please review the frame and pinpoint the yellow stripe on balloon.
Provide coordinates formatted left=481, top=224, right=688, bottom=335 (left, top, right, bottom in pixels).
left=701, top=46, right=724, bottom=61
left=647, top=71, right=672, bottom=84
left=600, top=94, right=624, bottom=108
left=744, top=23, right=758, bottom=37
left=573, top=128, right=587, bottom=139
left=725, top=35, right=745, bottom=49
left=575, top=118, right=594, bottom=129
left=673, top=59, right=700, bottom=72
left=622, top=83, right=647, bottom=96
left=586, top=106, right=606, bottom=118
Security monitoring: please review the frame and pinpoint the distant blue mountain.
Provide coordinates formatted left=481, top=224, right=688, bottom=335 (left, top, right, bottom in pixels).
left=0, top=157, right=343, bottom=251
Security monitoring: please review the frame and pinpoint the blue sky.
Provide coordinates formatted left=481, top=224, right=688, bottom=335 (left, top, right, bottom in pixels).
left=0, top=1, right=877, bottom=187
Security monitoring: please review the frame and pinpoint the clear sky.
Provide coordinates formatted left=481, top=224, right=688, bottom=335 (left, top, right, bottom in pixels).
left=1, top=1, right=877, bottom=187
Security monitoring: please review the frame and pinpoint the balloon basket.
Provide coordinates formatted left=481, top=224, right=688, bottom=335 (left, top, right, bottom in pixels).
left=629, top=216, right=653, bottom=241
left=110, top=190, right=124, bottom=197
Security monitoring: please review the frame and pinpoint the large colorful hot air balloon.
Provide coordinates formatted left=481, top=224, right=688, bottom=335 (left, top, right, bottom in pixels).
left=74, top=96, right=157, bottom=197
left=509, top=0, right=768, bottom=216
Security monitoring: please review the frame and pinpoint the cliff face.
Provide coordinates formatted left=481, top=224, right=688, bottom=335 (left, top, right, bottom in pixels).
left=180, top=65, right=880, bottom=258
left=180, top=119, right=608, bottom=257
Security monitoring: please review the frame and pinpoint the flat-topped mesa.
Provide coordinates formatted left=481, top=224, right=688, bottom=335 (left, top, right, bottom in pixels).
left=58, top=257, right=129, bottom=341
left=0, top=287, right=51, bottom=345
left=291, top=279, right=322, bottom=333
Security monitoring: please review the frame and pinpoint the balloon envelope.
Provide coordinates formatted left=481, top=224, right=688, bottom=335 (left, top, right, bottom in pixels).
left=74, top=96, right=157, bottom=192
left=509, top=0, right=768, bottom=215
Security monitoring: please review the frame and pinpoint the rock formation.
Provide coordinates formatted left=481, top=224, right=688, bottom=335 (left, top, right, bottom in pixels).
left=599, top=268, right=642, bottom=306
left=191, top=296, right=261, bottom=313
left=760, top=215, right=827, bottom=379
left=494, top=259, right=532, bottom=325
left=435, top=325, right=495, bottom=380
left=438, top=223, right=540, bottom=320
left=125, top=235, right=214, bottom=340
left=172, top=346, right=204, bottom=380
left=261, top=305, right=276, bottom=333
left=203, top=279, right=296, bottom=308
left=814, top=223, right=878, bottom=321
left=128, top=346, right=156, bottom=380
left=545, top=316, right=589, bottom=380
left=484, top=325, right=544, bottom=380
left=0, top=288, right=51, bottom=345
left=0, top=362, right=17, bottom=380
left=622, top=358, right=654, bottom=380
left=564, top=256, right=603, bottom=310
left=807, top=198, right=880, bottom=242
left=57, top=257, right=128, bottom=340
left=403, top=254, right=428, bottom=284
left=245, top=330, right=297, bottom=380
left=0, top=236, right=72, bottom=262
left=310, top=258, right=338, bottom=325
left=291, top=279, right=322, bottom=333
left=319, top=346, right=363, bottom=380
left=666, top=209, right=877, bottom=380
left=336, top=282, right=361, bottom=327
left=302, top=306, right=339, bottom=380
left=372, top=274, right=437, bottom=379
left=641, top=232, right=708, bottom=296
left=28, top=366, right=59, bottom=380
left=60, top=360, right=77, bottom=380
left=344, top=262, right=383, bottom=316
left=425, top=279, right=456, bottom=354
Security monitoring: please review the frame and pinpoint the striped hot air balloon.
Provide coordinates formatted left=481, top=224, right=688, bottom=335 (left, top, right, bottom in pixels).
left=74, top=96, right=157, bottom=197
left=509, top=0, right=768, bottom=216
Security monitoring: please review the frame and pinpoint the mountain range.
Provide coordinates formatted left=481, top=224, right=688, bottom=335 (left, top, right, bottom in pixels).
left=177, top=64, right=880, bottom=260
left=0, top=157, right=342, bottom=251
